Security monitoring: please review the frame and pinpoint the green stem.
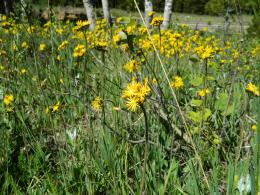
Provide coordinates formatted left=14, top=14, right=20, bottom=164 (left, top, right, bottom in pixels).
left=140, top=104, right=149, bottom=194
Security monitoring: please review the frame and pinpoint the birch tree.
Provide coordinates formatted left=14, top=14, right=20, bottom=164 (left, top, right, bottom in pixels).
left=144, top=0, right=153, bottom=28
left=101, top=0, right=112, bottom=24
left=83, top=0, right=95, bottom=31
left=161, top=0, right=174, bottom=30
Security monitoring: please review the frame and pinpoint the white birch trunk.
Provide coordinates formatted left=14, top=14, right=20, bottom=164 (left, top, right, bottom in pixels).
left=101, top=0, right=111, bottom=24
left=83, top=0, right=95, bottom=31
left=144, top=0, right=153, bottom=28
left=161, top=0, right=174, bottom=30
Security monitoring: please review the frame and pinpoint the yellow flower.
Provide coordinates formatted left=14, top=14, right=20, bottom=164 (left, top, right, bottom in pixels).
left=150, top=16, right=163, bottom=26
left=125, top=97, right=140, bottom=112
left=39, top=43, right=46, bottom=51
left=123, top=60, right=139, bottom=73
left=58, top=40, right=69, bottom=51
left=91, top=96, right=102, bottom=111
left=3, top=94, right=14, bottom=106
left=20, top=68, right=27, bottom=74
left=198, top=88, right=210, bottom=97
left=21, top=42, right=28, bottom=49
left=73, top=44, right=86, bottom=58
left=94, top=41, right=107, bottom=51
left=121, top=78, right=150, bottom=112
left=52, top=101, right=60, bottom=112
left=246, top=82, right=259, bottom=96
left=252, top=124, right=257, bottom=132
left=55, top=28, right=64, bottom=35
left=148, top=11, right=155, bottom=17
left=170, top=76, right=184, bottom=89
left=194, top=45, right=214, bottom=59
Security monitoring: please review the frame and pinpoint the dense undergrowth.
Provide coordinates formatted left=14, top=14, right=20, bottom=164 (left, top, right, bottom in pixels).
left=0, top=14, right=260, bottom=194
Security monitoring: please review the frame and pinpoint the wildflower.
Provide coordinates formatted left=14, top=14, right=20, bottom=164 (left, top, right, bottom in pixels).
left=198, top=88, right=210, bottom=97
left=3, top=94, right=14, bottom=106
left=150, top=16, right=163, bottom=26
left=73, top=44, right=86, bottom=58
left=91, top=96, right=102, bottom=111
left=52, top=101, right=60, bottom=112
left=246, top=82, right=259, bottom=96
left=56, top=55, right=61, bottom=61
left=20, top=68, right=27, bottom=74
left=46, top=101, right=60, bottom=113
left=55, top=28, right=64, bottom=35
left=58, top=40, right=68, bottom=51
left=59, top=78, right=64, bottom=84
left=21, top=42, right=28, bottom=49
left=39, top=43, right=46, bottom=51
left=123, top=60, right=139, bottom=73
left=194, top=45, right=214, bottom=59
left=113, top=34, right=120, bottom=44
left=252, top=124, right=257, bottom=132
left=121, top=78, right=150, bottom=112
left=94, top=41, right=107, bottom=51
left=148, top=11, right=155, bottom=17
left=170, top=76, right=184, bottom=89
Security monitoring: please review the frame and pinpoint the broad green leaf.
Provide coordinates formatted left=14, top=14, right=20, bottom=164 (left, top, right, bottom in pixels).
left=215, top=92, right=228, bottom=111
left=191, top=99, right=202, bottom=107
left=189, top=55, right=199, bottom=63
left=190, top=76, right=203, bottom=87
left=188, top=108, right=212, bottom=123
left=118, top=31, right=127, bottom=40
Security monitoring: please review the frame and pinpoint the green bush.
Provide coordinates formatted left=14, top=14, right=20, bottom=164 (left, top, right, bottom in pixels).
left=204, top=0, right=225, bottom=16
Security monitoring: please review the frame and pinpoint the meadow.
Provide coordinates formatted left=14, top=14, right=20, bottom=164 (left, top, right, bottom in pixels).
left=0, top=11, right=260, bottom=194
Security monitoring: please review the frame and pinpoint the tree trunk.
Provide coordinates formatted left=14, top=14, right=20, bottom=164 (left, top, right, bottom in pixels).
left=144, top=0, right=153, bottom=28
left=161, top=0, right=174, bottom=30
left=101, top=0, right=112, bottom=24
left=83, top=0, right=95, bottom=31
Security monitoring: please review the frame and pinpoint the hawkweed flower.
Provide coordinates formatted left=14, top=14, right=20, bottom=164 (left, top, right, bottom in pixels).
left=46, top=101, right=60, bottom=113
left=91, top=96, right=102, bottom=111
left=123, top=60, right=139, bottom=73
left=3, top=94, right=14, bottom=106
left=198, top=88, right=210, bottom=97
left=21, top=42, right=28, bottom=49
left=251, top=124, right=257, bottom=132
left=170, top=76, right=184, bottom=89
left=20, top=68, right=27, bottom=74
left=94, top=41, right=107, bottom=51
left=58, top=40, right=69, bottom=51
left=39, top=43, right=46, bottom=51
left=150, top=16, right=163, bottom=26
left=246, top=82, right=259, bottom=96
left=121, top=78, right=150, bottom=112
left=73, top=44, right=86, bottom=58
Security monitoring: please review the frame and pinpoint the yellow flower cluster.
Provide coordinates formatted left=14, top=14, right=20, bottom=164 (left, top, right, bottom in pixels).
left=194, top=45, right=214, bottom=59
left=73, top=44, right=86, bottom=58
left=246, top=82, right=259, bottom=96
left=150, top=16, right=164, bottom=26
left=121, top=78, right=150, bottom=112
left=91, top=96, right=102, bottom=111
left=45, top=101, right=60, bottom=113
left=94, top=41, right=107, bottom=51
left=170, top=76, right=184, bottom=89
left=123, top=60, right=139, bottom=73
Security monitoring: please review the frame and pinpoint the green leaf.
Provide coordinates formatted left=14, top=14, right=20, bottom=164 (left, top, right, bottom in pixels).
left=189, top=55, right=199, bottom=63
left=191, top=99, right=202, bottom=107
left=190, top=76, right=203, bottom=87
left=118, top=31, right=127, bottom=40
left=188, top=108, right=212, bottom=123
left=215, top=92, right=228, bottom=111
